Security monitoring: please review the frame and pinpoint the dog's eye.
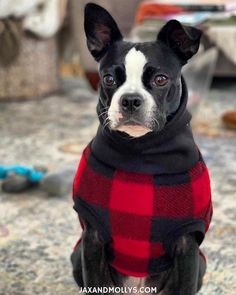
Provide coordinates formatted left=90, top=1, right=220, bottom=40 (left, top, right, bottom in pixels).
left=103, top=74, right=116, bottom=86
left=153, top=75, right=168, bottom=87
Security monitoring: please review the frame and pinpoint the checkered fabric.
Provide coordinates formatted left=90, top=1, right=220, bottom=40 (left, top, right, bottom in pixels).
left=73, top=144, right=212, bottom=277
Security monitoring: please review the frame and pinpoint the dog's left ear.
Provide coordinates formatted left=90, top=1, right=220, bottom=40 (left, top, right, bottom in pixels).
left=84, top=3, right=123, bottom=62
left=157, top=19, right=202, bottom=64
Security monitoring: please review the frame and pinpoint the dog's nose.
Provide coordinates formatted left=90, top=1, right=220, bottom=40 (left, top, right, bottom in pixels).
left=120, top=94, right=143, bottom=113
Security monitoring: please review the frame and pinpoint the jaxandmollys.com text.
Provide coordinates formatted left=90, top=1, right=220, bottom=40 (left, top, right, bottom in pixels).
left=79, top=287, right=159, bottom=293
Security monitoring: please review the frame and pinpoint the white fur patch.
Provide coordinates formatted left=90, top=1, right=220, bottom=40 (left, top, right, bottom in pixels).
left=108, top=47, right=155, bottom=130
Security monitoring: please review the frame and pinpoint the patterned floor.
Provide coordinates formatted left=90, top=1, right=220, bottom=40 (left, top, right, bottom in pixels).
left=0, top=78, right=235, bottom=294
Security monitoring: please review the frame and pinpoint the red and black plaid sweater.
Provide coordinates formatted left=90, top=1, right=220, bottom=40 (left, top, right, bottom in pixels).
left=73, top=81, right=212, bottom=277
left=73, top=146, right=212, bottom=277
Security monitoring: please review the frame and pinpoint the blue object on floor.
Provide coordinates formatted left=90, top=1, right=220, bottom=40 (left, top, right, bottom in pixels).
left=0, top=165, right=45, bottom=182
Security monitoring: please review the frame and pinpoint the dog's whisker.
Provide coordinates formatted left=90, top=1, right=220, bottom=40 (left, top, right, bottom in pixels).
left=98, top=111, right=108, bottom=118
left=98, top=110, right=121, bottom=119
left=101, top=116, right=111, bottom=134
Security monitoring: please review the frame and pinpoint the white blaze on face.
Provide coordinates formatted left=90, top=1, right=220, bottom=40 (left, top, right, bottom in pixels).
left=108, top=47, right=155, bottom=137
left=124, top=47, right=147, bottom=88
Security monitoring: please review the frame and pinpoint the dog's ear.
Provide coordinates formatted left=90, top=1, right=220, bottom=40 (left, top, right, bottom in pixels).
left=84, top=3, right=123, bottom=62
left=157, top=19, right=202, bottom=64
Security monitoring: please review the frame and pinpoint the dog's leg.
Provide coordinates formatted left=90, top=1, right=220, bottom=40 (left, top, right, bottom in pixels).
left=78, top=219, right=114, bottom=290
left=161, top=234, right=206, bottom=295
left=197, top=252, right=206, bottom=292
left=71, top=239, right=84, bottom=287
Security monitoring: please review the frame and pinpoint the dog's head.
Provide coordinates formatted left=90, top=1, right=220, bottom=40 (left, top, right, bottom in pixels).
left=84, top=3, right=201, bottom=137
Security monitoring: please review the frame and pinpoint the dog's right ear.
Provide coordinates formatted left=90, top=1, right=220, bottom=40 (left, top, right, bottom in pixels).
left=84, top=3, right=123, bottom=62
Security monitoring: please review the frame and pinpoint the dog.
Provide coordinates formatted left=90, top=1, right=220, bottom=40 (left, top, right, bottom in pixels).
left=71, top=3, right=213, bottom=294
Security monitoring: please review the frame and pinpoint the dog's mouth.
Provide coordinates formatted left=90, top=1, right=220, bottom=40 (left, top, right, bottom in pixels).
left=107, top=110, right=166, bottom=137
left=123, top=118, right=146, bottom=126
left=113, top=116, right=153, bottom=137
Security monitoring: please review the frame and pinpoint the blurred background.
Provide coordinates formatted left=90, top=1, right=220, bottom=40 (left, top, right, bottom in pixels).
left=0, top=1, right=235, bottom=294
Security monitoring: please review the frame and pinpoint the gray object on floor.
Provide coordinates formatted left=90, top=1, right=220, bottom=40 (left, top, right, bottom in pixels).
left=40, top=168, right=75, bottom=197
left=1, top=174, right=36, bottom=193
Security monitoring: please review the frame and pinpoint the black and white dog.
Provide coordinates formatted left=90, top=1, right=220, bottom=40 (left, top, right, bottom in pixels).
left=71, top=3, right=212, bottom=294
